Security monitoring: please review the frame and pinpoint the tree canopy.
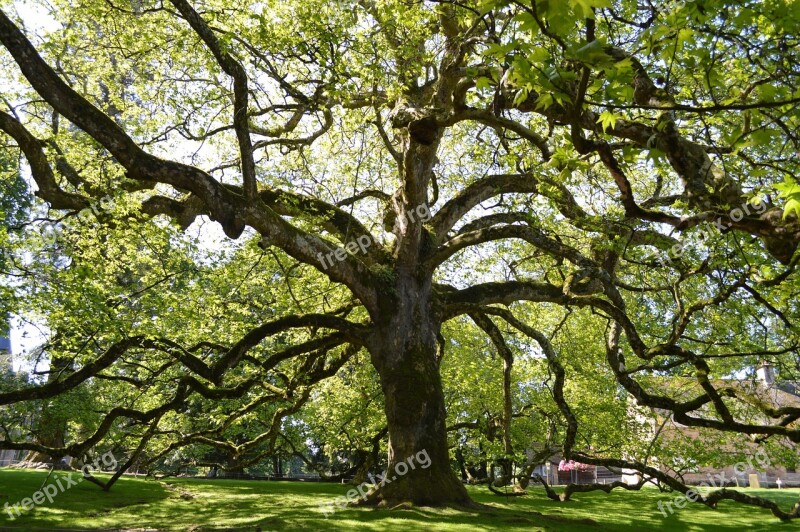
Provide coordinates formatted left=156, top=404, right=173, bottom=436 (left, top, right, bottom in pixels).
left=0, top=0, right=799, bottom=517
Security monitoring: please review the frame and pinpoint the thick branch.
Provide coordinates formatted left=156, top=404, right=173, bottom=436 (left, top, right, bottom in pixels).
left=169, top=0, right=257, bottom=200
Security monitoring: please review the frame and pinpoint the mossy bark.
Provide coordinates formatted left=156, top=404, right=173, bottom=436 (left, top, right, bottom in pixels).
left=365, top=274, right=473, bottom=507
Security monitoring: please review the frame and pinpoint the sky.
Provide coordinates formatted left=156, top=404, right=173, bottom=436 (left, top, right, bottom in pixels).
left=1, top=4, right=57, bottom=372
left=8, top=315, right=46, bottom=372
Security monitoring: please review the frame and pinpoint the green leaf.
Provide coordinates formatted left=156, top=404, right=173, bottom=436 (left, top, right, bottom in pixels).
left=574, top=40, right=610, bottom=64
left=475, top=77, right=494, bottom=90
left=535, top=93, right=554, bottom=110
left=513, top=87, right=530, bottom=106
left=515, top=11, right=540, bottom=33
left=596, top=110, right=619, bottom=132
left=775, top=178, right=800, bottom=219
left=570, top=0, right=611, bottom=19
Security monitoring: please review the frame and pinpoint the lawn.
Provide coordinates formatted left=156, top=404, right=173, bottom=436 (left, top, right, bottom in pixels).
left=0, top=468, right=798, bottom=531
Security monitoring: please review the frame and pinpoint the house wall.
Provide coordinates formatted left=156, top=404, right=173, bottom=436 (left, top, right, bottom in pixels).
left=683, top=466, right=800, bottom=488
left=0, top=448, right=23, bottom=467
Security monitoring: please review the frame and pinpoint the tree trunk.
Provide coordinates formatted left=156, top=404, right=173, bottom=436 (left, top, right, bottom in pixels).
left=373, top=347, right=470, bottom=505
left=455, top=447, right=468, bottom=481
left=352, top=426, right=387, bottom=485
left=364, top=274, right=473, bottom=507
left=494, top=350, right=514, bottom=487
left=516, top=461, right=537, bottom=491
left=463, top=444, right=489, bottom=483
left=350, top=450, right=372, bottom=485
left=271, top=455, right=282, bottom=477
left=23, top=353, right=71, bottom=467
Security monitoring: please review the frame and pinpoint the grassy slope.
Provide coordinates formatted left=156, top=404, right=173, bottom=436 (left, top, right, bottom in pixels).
left=0, top=469, right=798, bottom=531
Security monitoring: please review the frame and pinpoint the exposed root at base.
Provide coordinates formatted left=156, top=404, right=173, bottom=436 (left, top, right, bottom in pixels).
left=351, top=492, right=485, bottom=511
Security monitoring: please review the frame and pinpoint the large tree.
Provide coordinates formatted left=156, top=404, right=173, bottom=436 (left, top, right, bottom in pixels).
left=1, top=0, right=800, bottom=511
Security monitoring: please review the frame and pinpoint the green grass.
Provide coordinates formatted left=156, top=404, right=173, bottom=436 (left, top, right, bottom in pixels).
left=0, top=468, right=798, bottom=531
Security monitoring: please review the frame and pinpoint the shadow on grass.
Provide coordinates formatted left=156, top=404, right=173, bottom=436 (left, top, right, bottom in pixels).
left=2, top=469, right=798, bottom=531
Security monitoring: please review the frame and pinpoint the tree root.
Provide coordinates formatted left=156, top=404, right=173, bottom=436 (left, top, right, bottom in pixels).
left=487, top=482, right=527, bottom=497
